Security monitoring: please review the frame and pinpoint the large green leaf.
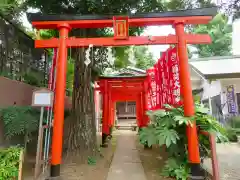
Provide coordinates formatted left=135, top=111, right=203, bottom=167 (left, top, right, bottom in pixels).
left=158, top=115, right=177, bottom=128
left=151, top=109, right=167, bottom=117
left=139, top=126, right=157, bottom=147
left=195, top=105, right=210, bottom=114
left=174, top=115, right=193, bottom=126
left=155, top=127, right=179, bottom=147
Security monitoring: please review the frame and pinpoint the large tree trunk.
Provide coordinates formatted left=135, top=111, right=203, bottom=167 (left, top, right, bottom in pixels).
left=64, top=33, right=97, bottom=160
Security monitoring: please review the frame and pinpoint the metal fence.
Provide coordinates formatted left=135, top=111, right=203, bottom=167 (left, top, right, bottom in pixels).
left=0, top=14, right=49, bottom=86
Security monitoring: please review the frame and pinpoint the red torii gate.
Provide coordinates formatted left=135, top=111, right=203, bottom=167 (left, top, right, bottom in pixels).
left=27, top=7, right=217, bottom=179
left=97, top=76, right=148, bottom=145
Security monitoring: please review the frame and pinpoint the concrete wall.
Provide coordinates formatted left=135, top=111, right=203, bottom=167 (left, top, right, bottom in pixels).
left=0, top=77, right=35, bottom=107
left=0, top=76, right=72, bottom=108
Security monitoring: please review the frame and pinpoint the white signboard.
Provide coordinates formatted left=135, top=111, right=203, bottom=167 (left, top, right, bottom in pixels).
left=32, top=89, right=54, bottom=107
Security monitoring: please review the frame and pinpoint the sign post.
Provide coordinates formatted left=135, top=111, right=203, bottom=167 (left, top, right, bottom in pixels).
left=32, top=89, right=54, bottom=179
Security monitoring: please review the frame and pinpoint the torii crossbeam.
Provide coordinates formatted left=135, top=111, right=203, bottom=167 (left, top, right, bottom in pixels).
left=27, top=7, right=217, bottom=180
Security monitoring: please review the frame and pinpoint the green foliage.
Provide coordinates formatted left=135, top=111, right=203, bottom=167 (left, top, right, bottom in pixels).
left=0, top=106, right=71, bottom=142
left=1, top=69, right=45, bottom=87
left=139, top=102, right=228, bottom=180
left=221, top=116, right=240, bottom=142
left=134, top=46, right=155, bottom=70
left=66, top=58, right=74, bottom=96
left=114, top=45, right=155, bottom=70
left=228, top=116, right=240, bottom=129
left=0, top=0, right=19, bottom=14
left=161, top=158, right=189, bottom=180
left=0, top=71, right=12, bottom=79
left=0, top=106, right=41, bottom=140
left=22, top=72, right=43, bottom=87
left=192, top=13, right=232, bottom=57
left=164, top=0, right=214, bottom=11
left=0, top=146, right=22, bottom=180
left=87, top=156, right=96, bottom=165
left=226, top=128, right=238, bottom=142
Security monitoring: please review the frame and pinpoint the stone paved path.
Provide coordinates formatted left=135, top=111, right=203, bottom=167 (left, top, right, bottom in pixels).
left=106, top=130, right=147, bottom=180
left=203, top=143, right=240, bottom=180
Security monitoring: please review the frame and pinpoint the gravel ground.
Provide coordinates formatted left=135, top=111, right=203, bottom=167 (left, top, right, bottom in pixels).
left=203, top=143, right=240, bottom=180
left=23, top=133, right=117, bottom=180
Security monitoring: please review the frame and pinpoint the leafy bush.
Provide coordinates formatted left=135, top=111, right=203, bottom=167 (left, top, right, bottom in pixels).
left=228, top=116, right=240, bottom=129
left=139, top=102, right=228, bottom=180
left=0, top=106, right=71, bottom=145
left=226, top=128, right=238, bottom=142
left=0, top=146, right=23, bottom=180
left=0, top=106, right=41, bottom=140
left=22, top=72, right=44, bottom=87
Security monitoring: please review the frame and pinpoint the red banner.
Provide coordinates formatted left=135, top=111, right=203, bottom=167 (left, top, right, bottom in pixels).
left=146, top=68, right=156, bottom=110
left=147, top=46, right=181, bottom=110
left=168, top=47, right=181, bottom=106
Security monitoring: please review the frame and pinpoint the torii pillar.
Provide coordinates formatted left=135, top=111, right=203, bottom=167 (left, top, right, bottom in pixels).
left=175, top=21, right=202, bottom=179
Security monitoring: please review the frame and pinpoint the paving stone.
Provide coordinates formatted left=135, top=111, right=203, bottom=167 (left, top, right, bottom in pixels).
left=106, top=130, right=147, bottom=180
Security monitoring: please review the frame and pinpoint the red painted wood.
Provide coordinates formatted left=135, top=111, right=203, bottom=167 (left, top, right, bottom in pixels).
left=199, top=131, right=220, bottom=180
left=35, top=34, right=211, bottom=48
left=102, top=80, right=110, bottom=135
left=136, top=95, right=142, bottom=127
left=113, top=16, right=129, bottom=40
left=175, top=22, right=200, bottom=163
left=51, top=25, right=69, bottom=165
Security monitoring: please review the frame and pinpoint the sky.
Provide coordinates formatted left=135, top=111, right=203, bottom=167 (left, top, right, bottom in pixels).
left=142, top=26, right=175, bottom=59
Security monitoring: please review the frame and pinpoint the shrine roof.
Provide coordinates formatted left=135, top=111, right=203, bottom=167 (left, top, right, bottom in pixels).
left=189, top=55, right=240, bottom=79
left=27, top=7, right=217, bottom=29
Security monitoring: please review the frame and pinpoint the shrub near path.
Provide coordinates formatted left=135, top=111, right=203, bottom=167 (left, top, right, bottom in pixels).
left=138, top=102, right=228, bottom=180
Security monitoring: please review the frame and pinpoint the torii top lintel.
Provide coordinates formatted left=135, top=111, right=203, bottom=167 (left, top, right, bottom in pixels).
left=28, top=7, right=217, bottom=29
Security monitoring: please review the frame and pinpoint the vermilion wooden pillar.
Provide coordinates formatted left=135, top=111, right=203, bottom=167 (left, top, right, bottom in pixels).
left=112, top=102, right=116, bottom=126
left=136, top=95, right=141, bottom=127
left=175, top=22, right=202, bottom=179
left=108, top=94, right=114, bottom=138
left=50, top=23, right=70, bottom=177
left=109, top=100, right=115, bottom=137
left=102, top=80, right=109, bottom=147
left=94, top=83, right=100, bottom=132
left=142, top=80, right=149, bottom=127
left=139, top=92, right=144, bottom=127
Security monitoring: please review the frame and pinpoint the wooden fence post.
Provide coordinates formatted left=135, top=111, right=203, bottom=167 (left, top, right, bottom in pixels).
left=18, top=150, right=24, bottom=180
